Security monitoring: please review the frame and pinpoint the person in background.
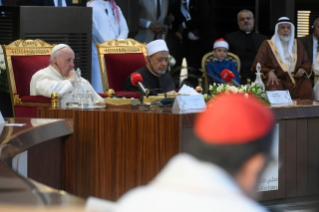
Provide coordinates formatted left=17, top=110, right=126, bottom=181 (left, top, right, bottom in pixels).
left=135, top=0, right=170, bottom=43
left=206, top=38, right=240, bottom=84
left=116, top=93, right=275, bottom=212
left=224, top=9, right=267, bottom=84
left=29, top=0, right=72, bottom=6
left=87, top=0, right=129, bottom=93
left=252, top=17, right=312, bottom=99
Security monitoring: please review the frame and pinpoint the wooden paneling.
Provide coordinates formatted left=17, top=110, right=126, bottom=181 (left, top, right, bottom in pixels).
left=38, top=108, right=191, bottom=201
left=296, top=119, right=308, bottom=196
left=307, top=118, right=319, bottom=195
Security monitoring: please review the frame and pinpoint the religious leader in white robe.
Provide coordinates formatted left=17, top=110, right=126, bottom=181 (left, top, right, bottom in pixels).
left=30, top=65, right=103, bottom=108
left=116, top=153, right=268, bottom=212
left=87, top=0, right=129, bottom=93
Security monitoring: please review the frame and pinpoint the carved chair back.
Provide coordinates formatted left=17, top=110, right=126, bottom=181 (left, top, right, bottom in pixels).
left=96, top=39, right=147, bottom=93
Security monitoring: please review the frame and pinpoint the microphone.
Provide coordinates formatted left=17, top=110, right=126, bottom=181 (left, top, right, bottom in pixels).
left=220, top=69, right=240, bottom=87
left=131, top=73, right=149, bottom=98
left=198, top=69, right=225, bottom=84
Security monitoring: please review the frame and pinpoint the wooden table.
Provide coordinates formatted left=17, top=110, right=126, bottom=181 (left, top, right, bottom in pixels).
left=38, top=101, right=319, bottom=204
left=0, top=118, right=85, bottom=207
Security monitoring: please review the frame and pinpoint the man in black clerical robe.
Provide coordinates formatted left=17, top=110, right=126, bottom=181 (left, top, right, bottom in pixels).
left=124, top=40, right=175, bottom=95
left=224, top=9, right=268, bottom=84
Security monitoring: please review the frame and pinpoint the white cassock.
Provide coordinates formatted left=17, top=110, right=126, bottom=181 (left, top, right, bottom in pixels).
left=116, top=153, right=269, bottom=212
left=30, top=65, right=104, bottom=108
left=313, top=56, right=319, bottom=100
left=87, top=0, right=129, bottom=93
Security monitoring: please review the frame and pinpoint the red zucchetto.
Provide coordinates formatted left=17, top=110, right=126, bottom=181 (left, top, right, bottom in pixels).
left=194, top=93, right=275, bottom=144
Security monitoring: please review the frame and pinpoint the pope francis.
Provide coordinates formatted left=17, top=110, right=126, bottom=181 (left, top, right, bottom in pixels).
left=30, top=44, right=104, bottom=107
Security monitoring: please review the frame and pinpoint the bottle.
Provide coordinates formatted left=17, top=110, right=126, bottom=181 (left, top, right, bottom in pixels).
left=254, top=62, right=265, bottom=91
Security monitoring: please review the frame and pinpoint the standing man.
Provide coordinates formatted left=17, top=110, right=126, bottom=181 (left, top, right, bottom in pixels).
left=299, top=18, right=319, bottom=85
left=116, top=93, right=275, bottom=212
left=135, top=0, right=169, bottom=44
left=299, top=18, right=319, bottom=64
left=168, top=0, right=216, bottom=88
left=87, top=0, right=129, bottom=93
left=29, top=0, right=72, bottom=6
left=252, top=17, right=312, bottom=99
left=224, top=9, right=268, bottom=84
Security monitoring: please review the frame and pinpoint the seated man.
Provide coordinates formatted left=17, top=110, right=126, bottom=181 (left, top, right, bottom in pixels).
left=123, top=40, right=175, bottom=95
left=252, top=17, right=312, bottom=99
left=30, top=44, right=103, bottom=107
left=116, top=93, right=275, bottom=212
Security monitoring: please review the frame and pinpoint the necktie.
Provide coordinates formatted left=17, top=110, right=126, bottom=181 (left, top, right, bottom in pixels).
left=58, top=0, right=62, bottom=7
left=157, top=0, right=161, bottom=20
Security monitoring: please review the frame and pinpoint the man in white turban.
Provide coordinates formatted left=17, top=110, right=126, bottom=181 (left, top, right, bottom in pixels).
left=252, top=17, right=312, bottom=99
left=30, top=44, right=104, bottom=107
left=123, top=40, right=175, bottom=95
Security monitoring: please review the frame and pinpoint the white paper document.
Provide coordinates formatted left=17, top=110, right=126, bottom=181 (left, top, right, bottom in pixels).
left=178, top=84, right=201, bottom=95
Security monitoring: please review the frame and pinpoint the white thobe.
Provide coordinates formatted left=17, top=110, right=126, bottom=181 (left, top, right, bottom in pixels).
left=116, top=153, right=268, bottom=212
left=87, top=0, right=129, bottom=93
left=30, top=65, right=104, bottom=108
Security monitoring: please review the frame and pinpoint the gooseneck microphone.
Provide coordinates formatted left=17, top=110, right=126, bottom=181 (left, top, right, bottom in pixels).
left=131, top=73, right=149, bottom=98
left=220, top=69, right=240, bottom=87
left=198, top=69, right=225, bottom=84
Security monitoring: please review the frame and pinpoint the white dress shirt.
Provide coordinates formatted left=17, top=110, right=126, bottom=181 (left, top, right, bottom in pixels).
left=313, top=35, right=318, bottom=62
left=53, top=0, right=67, bottom=7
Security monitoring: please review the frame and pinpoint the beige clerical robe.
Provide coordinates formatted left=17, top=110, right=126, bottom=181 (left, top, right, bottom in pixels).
left=30, top=65, right=104, bottom=107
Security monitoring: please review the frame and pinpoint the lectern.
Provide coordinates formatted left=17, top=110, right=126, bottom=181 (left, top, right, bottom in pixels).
left=0, top=6, right=92, bottom=81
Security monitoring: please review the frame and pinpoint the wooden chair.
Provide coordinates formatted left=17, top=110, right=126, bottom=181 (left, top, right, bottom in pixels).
left=96, top=38, right=147, bottom=98
left=201, top=52, right=241, bottom=91
left=2, top=39, right=57, bottom=118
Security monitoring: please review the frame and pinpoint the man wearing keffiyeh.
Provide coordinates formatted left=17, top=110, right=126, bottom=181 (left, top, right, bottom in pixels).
left=252, top=17, right=312, bottom=99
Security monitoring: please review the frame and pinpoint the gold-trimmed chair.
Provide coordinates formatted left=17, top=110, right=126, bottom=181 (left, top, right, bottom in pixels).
left=201, top=51, right=241, bottom=91
left=96, top=38, right=147, bottom=97
left=2, top=39, right=58, bottom=118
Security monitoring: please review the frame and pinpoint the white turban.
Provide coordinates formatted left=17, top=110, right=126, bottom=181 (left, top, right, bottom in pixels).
left=51, top=44, right=70, bottom=56
left=271, top=17, right=295, bottom=60
left=146, top=40, right=169, bottom=56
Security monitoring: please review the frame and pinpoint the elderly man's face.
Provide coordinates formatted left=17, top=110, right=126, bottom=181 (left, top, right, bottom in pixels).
left=55, top=48, right=75, bottom=77
left=278, top=23, right=291, bottom=41
left=148, top=51, right=169, bottom=75
left=238, top=12, right=254, bottom=32
left=314, top=21, right=319, bottom=39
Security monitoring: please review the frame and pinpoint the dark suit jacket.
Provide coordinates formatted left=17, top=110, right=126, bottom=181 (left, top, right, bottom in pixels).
left=28, top=0, right=72, bottom=6
left=224, top=31, right=268, bottom=60
left=170, top=0, right=214, bottom=41
left=224, top=31, right=268, bottom=81
left=299, top=35, right=314, bottom=63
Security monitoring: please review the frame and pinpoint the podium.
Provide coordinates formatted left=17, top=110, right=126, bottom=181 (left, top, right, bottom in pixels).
left=0, top=6, right=92, bottom=81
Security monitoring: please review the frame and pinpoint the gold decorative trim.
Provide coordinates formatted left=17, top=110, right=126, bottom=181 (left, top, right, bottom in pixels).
left=51, top=92, right=59, bottom=109
left=201, top=51, right=241, bottom=91
left=96, top=38, right=147, bottom=93
left=2, top=39, right=56, bottom=117
left=267, top=40, right=298, bottom=85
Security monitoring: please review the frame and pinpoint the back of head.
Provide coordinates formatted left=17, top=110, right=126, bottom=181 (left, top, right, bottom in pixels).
left=189, top=93, right=275, bottom=176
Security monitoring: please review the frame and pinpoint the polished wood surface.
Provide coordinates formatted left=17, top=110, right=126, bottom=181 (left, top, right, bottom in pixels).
left=38, top=101, right=319, bottom=204
left=0, top=118, right=85, bottom=207
left=38, top=107, right=198, bottom=201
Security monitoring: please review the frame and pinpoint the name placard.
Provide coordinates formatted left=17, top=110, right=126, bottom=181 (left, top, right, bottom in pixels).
left=172, top=95, right=206, bottom=111
left=266, top=90, right=293, bottom=106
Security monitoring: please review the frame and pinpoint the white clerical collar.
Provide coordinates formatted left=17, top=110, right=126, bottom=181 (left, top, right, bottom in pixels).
left=246, top=31, right=251, bottom=34
left=49, top=65, right=66, bottom=80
